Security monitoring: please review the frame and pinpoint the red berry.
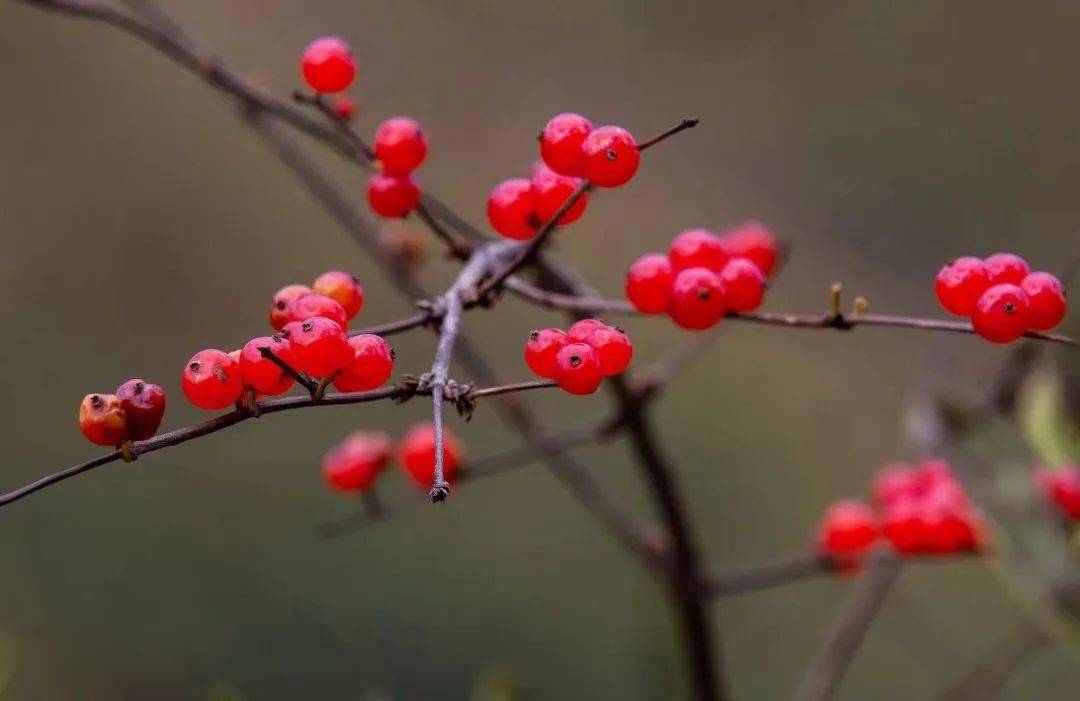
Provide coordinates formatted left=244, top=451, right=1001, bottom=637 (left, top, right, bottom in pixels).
left=553, top=343, right=604, bottom=395
left=373, top=117, right=429, bottom=174
left=270, top=284, right=311, bottom=331
left=717, top=257, right=766, bottom=312
left=300, top=37, right=356, bottom=94
left=816, top=500, right=879, bottom=559
left=971, top=284, right=1031, bottom=343
left=287, top=293, right=349, bottom=331
left=581, top=125, right=639, bottom=188
left=282, top=317, right=350, bottom=378
left=312, top=271, right=365, bottom=320
left=566, top=318, right=608, bottom=343
left=487, top=178, right=536, bottom=240
left=78, top=393, right=129, bottom=447
left=399, top=423, right=463, bottom=488
left=669, top=267, right=726, bottom=330
left=333, top=334, right=395, bottom=392
left=882, top=498, right=931, bottom=555
left=367, top=172, right=420, bottom=218
left=668, top=229, right=728, bottom=272
left=1035, top=466, right=1080, bottom=520
left=525, top=328, right=569, bottom=379
left=720, top=221, right=779, bottom=277
left=115, top=379, right=166, bottom=440
left=626, top=253, right=674, bottom=314
left=935, top=256, right=991, bottom=316
left=531, top=164, right=588, bottom=226
left=239, top=335, right=295, bottom=396
left=584, top=326, right=633, bottom=376
left=331, top=97, right=356, bottom=120
left=323, top=431, right=392, bottom=493
left=1021, top=272, right=1067, bottom=331
left=984, top=253, right=1031, bottom=286
left=871, top=463, right=916, bottom=508
left=182, top=349, right=243, bottom=410
left=539, top=112, right=593, bottom=177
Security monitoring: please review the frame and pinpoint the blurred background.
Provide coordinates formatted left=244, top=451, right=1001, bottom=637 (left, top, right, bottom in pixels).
left=1, top=0, right=1078, bottom=698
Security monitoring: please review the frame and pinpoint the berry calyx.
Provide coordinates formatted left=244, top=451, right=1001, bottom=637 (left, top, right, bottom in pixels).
left=553, top=343, right=604, bottom=395
left=816, top=500, right=879, bottom=559
left=282, top=317, right=350, bottom=378
left=1020, top=271, right=1067, bottom=331
left=581, top=125, right=640, bottom=188
left=531, top=164, right=588, bottom=226
left=399, top=422, right=463, bottom=488
left=717, top=257, right=766, bottom=312
left=239, top=335, right=295, bottom=396
left=935, top=256, right=991, bottom=316
left=115, top=379, right=166, bottom=440
left=539, top=112, right=593, bottom=177
left=1035, top=465, right=1080, bottom=520
left=983, top=253, right=1031, bottom=286
left=312, top=270, right=365, bottom=320
left=487, top=178, right=536, bottom=240
left=182, top=349, right=243, bottom=410
left=78, top=393, right=129, bottom=447
left=287, top=293, right=349, bottom=331
left=971, top=283, right=1031, bottom=343
left=323, top=431, right=392, bottom=493
left=720, top=221, right=779, bottom=277
left=373, top=117, right=429, bottom=174
left=333, top=334, right=395, bottom=392
left=566, top=318, right=608, bottom=343
left=367, top=173, right=420, bottom=218
left=300, top=37, right=356, bottom=94
left=525, top=328, right=569, bottom=379
left=584, top=326, right=633, bottom=376
left=668, top=229, right=728, bottom=272
left=626, top=253, right=674, bottom=314
left=270, top=284, right=311, bottom=331
left=669, top=267, right=726, bottom=330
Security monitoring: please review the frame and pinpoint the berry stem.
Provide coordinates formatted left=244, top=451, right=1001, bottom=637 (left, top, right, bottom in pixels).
left=257, top=346, right=318, bottom=394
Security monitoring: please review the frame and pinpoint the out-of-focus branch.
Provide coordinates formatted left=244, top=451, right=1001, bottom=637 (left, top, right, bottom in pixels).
left=940, top=619, right=1053, bottom=701
left=705, top=554, right=835, bottom=598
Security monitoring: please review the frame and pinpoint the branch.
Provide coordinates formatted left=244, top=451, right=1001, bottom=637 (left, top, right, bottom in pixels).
left=940, top=619, right=1052, bottom=700
left=705, top=554, right=835, bottom=598
left=348, top=311, right=437, bottom=339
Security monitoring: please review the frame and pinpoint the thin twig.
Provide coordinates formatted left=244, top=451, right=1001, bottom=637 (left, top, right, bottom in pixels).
left=940, top=619, right=1052, bottom=700
left=705, top=554, right=835, bottom=597
left=637, top=118, right=700, bottom=150
left=348, top=311, right=437, bottom=338
left=257, top=346, right=317, bottom=394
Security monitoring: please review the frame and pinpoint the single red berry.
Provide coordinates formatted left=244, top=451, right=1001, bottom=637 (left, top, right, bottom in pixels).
left=78, top=393, right=129, bottom=447
left=238, top=335, right=295, bottom=396
left=584, top=326, right=633, bottom=376
left=669, top=267, right=726, bottom=330
left=115, top=379, right=166, bottom=440
left=668, top=229, right=728, bottom=272
left=367, top=172, right=420, bottom=218
left=922, top=495, right=983, bottom=554
left=935, top=256, right=991, bottom=316
left=539, top=112, right=593, bottom=177
left=399, top=422, right=463, bottom=489
left=331, top=97, right=357, bottom=120
left=312, top=270, right=365, bottom=320
left=525, top=328, right=569, bottom=379
left=553, top=343, right=604, bottom=395
left=1020, top=272, right=1067, bottom=331
left=581, top=125, right=640, bottom=188
left=1035, top=466, right=1080, bottom=520
left=984, top=253, right=1031, bottom=286
left=816, top=500, right=879, bottom=559
left=567, top=318, right=608, bottom=343
left=282, top=317, right=350, bottom=378
left=971, top=284, right=1031, bottom=343
left=287, top=293, right=349, bottom=331
left=871, top=463, right=916, bottom=508
left=625, top=253, right=674, bottom=314
left=882, top=498, right=931, bottom=555
left=323, top=431, right=392, bottom=493
left=300, top=36, right=356, bottom=94
left=720, top=221, right=779, bottom=277
left=270, top=284, right=311, bottom=331
left=182, top=349, right=243, bottom=410
left=374, top=117, right=429, bottom=174
left=717, top=257, right=766, bottom=312
left=333, top=334, right=395, bottom=392
left=487, top=178, right=536, bottom=240
left=531, top=164, right=588, bottom=226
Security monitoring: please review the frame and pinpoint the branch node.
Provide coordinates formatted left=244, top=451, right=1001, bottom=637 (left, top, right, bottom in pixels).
left=312, top=376, right=332, bottom=402
left=429, top=481, right=451, bottom=503
left=120, top=440, right=136, bottom=464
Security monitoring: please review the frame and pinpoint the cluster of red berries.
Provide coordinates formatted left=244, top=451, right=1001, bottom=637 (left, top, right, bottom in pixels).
left=816, top=459, right=987, bottom=565
left=625, top=222, right=779, bottom=330
left=935, top=254, right=1068, bottom=343
left=270, top=270, right=365, bottom=331
left=78, top=379, right=166, bottom=447
left=323, top=423, right=463, bottom=494
left=367, top=116, right=429, bottom=218
left=488, top=162, right=588, bottom=240
left=525, top=319, right=632, bottom=395
left=1035, top=465, right=1080, bottom=520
